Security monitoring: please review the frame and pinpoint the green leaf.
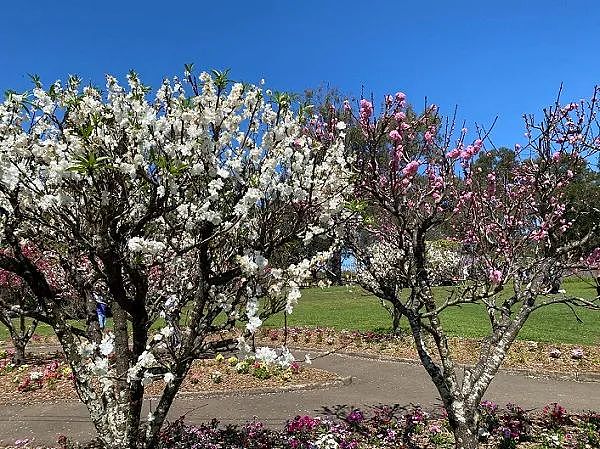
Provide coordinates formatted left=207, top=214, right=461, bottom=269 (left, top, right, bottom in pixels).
left=211, top=69, right=231, bottom=90
left=28, top=74, right=42, bottom=88
left=184, top=63, right=195, bottom=75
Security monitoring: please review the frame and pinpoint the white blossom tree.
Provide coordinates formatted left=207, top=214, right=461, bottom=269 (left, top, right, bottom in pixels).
left=0, top=68, right=349, bottom=448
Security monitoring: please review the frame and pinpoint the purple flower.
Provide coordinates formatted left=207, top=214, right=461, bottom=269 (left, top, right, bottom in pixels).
left=345, top=409, right=364, bottom=425
left=428, top=424, right=442, bottom=434
left=549, top=348, right=561, bottom=359
left=571, top=348, right=584, bottom=360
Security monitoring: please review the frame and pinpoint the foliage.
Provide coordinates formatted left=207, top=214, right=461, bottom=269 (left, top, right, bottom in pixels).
left=153, top=402, right=600, bottom=449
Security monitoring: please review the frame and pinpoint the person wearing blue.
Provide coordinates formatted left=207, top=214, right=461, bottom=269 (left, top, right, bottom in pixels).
left=95, top=295, right=108, bottom=329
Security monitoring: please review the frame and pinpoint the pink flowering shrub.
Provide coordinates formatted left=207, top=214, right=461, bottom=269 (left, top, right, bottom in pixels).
left=542, top=402, right=571, bottom=429
left=153, top=402, right=600, bottom=449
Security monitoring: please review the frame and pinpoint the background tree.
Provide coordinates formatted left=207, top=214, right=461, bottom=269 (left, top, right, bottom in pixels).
left=0, top=266, right=37, bottom=364
left=0, top=69, right=349, bottom=449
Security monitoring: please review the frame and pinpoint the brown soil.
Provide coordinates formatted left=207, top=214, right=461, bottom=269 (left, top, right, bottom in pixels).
left=0, top=355, right=339, bottom=406
left=256, top=328, right=600, bottom=374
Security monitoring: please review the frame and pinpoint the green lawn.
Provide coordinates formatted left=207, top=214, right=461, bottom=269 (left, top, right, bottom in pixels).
left=263, top=282, right=600, bottom=345
left=1, top=281, right=598, bottom=346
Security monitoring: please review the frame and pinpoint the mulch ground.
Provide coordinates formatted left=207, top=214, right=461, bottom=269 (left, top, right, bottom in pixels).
left=0, top=352, right=339, bottom=406
left=0, top=326, right=598, bottom=407
left=256, top=327, right=600, bottom=375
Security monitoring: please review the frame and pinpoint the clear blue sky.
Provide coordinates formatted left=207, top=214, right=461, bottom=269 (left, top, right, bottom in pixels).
left=2, top=0, right=599, bottom=147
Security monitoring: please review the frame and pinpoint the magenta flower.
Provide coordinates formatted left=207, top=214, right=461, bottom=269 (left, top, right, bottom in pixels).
left=389, top=130, right=401, bottom=141
left=359, top=99, right=373, bottom=122
left=488, top=269, right=503, bottom=284
left=571, top=348, right=584, bottom=360
left=446, top=148, right=461, bottom=158
left=402, top=160, right=420, bottom=177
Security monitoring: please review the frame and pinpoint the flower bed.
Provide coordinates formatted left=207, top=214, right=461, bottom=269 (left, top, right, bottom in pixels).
left=0, top=350, right=340, bottom=405
left=257, top=327, right=600, bottom=375
left=2, top=402, right=598, bottom=448
left=151, top=402, right=599, bottom=449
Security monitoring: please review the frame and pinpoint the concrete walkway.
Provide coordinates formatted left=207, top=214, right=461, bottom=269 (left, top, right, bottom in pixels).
left=0, top=352, right=598, bottom=446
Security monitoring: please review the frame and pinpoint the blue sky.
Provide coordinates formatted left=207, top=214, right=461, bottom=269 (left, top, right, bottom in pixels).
left=1, top=0, right=599, bottom=147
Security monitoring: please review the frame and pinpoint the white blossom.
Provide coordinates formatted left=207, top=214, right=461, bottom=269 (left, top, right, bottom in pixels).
left=99, top=333, right=115, bottom=356
left=127, top=237, right=166, bottom=255
left=163, top=372, right=175, bottom=384
left=255, top=347, right=278, bottom=364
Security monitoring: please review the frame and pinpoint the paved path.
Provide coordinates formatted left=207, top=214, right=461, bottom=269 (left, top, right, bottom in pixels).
left=0, top=352, right=598, bottom=446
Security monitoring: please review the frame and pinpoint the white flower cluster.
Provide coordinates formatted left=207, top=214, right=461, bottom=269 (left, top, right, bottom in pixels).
left=127, top=237, right=166, bottom=256
left=75, top=332, right=116, bottom=392
left=127, top=350, right=157, bottom=383
left=426, top=240, right=463, bottom=284
left=254, top=346, right=295, bottom=368
left=354, top=238, right=409, bottom=295
left=314, top=433, right=340, bottom=449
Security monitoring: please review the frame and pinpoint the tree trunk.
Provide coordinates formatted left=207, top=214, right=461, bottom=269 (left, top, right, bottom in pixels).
left=549, top=277, right=562, bottom=294
left=452, top=423, right=479, bottom=449
left=327, top=249, right=342, bottom=285
left=445, top=402, right=480, bottom=449
left=143, top=366, right=191, bottom=449
left=12, top=339, right=26, bottom=365
left=391, top=303, right=402, bottom=334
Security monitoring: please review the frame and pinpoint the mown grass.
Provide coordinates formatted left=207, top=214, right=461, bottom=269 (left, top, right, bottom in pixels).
left=263, top=281, right=600, bottom=345
left=1, top=280, right=597, bottom=345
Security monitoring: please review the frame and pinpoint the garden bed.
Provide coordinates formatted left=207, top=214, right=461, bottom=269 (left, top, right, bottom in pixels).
left=2, top=403, right=599, bottom=448
left=0, top=352, right=341, bottom=406
left=150, top=401, right=600, bottom=449
left=257, top=327, right=600, bottom=376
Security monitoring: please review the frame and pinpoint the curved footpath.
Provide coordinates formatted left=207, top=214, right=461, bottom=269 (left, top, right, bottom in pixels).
left=0, top=351, right=598, bottom=445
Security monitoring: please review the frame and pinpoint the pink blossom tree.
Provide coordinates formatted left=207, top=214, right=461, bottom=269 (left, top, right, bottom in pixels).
left=584, top=247, right=600, bottom=297
left=343, top=90, right=599, bottom=449
left=0, top=243, right=78, bottom=364
left=0, top=262, right=38, bottom=364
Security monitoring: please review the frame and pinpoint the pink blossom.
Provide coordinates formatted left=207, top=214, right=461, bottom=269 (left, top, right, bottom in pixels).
left=402, top=160, right=420, bottom=177
left=446, top=148, right=461, bottom=158
left=585, top=247, right=600, bottom=268
left=395, top=92, right=406, bottom=102
left=571, top=348, right=584, bottom=360
left=359, top=99, right=373, bottom=121
left=394, top=145, right=404, bottom=160
left=394, top=111, right=406, bottom=122
left=389, top=130, right=402, bottom=141
left=343, top=100, right=351, bottom=112
left=488, top=269, right=503, bottom=284
left=424, top=131, right=433, bottom=143
left=549, top=348, right=561, bottom=358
